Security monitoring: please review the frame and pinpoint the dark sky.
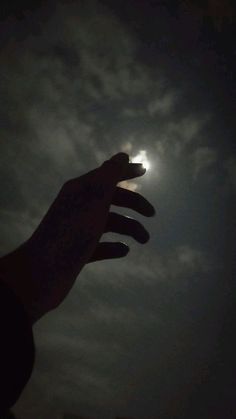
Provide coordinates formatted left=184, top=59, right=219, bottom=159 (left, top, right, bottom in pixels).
left=0, top=1, right=235, bottom=418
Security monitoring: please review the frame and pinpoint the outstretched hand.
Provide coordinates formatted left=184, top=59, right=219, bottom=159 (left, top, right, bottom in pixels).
left=0, top=153, right=155, bottom=323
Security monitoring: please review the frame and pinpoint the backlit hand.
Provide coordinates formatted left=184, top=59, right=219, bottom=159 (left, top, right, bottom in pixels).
left=0, top=153, right=155, bottom=323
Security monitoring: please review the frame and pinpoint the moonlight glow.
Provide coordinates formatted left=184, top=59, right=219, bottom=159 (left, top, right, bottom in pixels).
left=131, top=150, right=150, bottom=171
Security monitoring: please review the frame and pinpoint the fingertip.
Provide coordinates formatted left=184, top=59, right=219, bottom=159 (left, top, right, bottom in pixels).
left=140, top=165, right=146, bottom=174
left=139, top=230, right=150, bottom=244
left=147, top=205, right=156, bottom=217
left=134, top=164, right=146, bottom=177
left=120, top=163, right=146, bottom=181
left=119, top=242, right=130, bottom=256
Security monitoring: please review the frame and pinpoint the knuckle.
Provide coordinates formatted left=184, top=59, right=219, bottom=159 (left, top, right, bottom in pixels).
left=109, top=211, right=117, bottom=218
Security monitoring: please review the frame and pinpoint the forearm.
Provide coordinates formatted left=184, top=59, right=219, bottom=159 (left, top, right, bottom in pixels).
left=0, top=272, right=35, bottom=411
left=0, top=243, right=35, bottom=323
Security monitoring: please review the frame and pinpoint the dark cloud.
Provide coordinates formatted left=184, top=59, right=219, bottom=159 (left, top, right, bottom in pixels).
left=191, top=146, right=218, bottom=180
left=0, top=1, right=235, bottom=418
left=224, top=156, right=236, bottom=193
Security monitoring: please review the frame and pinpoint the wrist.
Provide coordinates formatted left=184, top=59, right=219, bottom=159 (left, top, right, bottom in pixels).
left=0, top=244, right=35, bottom=324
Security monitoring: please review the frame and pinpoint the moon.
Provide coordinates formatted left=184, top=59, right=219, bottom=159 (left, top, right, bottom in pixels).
left=131, top=150, right=151, bottom=171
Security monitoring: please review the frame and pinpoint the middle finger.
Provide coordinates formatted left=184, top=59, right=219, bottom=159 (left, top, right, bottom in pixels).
left=105, top=212, right=150, bottom=243
left=112, top=187, right=155, bottom=217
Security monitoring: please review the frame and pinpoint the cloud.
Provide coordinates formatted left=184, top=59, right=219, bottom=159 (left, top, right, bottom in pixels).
left=118, top=180, right=138, bottom=192
left=181, top=0, right=234, bottom=32
left=155, top=114, right=210, bottom=158
left=224, top=155, right=236, bottom=192
left=174, top=245, right=212, bottom=274
left=191, top=146, right=218, bottom=180
left=121, top=107, right=146, bottom=118
left=147, top=91, right=177, bottom=117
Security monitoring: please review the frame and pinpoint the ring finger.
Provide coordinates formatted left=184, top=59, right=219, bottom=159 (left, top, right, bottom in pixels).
left=104, top=212, right=150, bottom=244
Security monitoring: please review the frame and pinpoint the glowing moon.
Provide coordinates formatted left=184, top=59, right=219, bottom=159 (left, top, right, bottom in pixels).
left=131, top=150, right=150, bottom=171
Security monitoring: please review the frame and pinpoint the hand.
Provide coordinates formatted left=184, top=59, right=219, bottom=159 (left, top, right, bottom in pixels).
left=0, top=153, right=155, bottom=323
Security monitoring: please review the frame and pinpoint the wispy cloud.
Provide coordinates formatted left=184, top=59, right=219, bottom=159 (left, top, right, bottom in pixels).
left=191, top=146, right=218, bottom=180
left=155, top=114, right=211, bottom=158
left=147, top=91, right=177, bottom=117
left=224, top=155, right=236, bottom=193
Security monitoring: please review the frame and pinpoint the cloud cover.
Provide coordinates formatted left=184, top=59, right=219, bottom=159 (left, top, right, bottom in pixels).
left=0, top=1, right=235, bottom=418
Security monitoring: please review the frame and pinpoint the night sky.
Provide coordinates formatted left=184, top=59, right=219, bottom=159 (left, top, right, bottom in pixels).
left=0, top=1, right=235, bottom=418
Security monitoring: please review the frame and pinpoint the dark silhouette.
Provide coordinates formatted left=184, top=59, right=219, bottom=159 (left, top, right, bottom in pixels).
left=0, top=153, right=155, bottom=414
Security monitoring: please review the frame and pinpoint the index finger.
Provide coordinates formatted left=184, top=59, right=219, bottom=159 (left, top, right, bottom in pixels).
left=120, top=163, right=146, bottom=181
left=101, top=154, right=146, bottom=181
left=100, top=152, right=129, bottom=185
left=112, top=186, right=156, bottom=217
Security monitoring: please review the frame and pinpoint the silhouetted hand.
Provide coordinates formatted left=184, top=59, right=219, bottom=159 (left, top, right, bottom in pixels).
left=0, top=153, right=155, bottom=323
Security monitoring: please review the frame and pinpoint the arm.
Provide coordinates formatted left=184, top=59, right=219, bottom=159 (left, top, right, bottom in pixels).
left=0, top=152, right=155, bottom=409
left=0, top=277, right=35, bottom=412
